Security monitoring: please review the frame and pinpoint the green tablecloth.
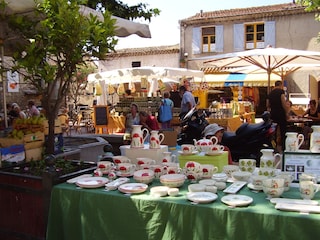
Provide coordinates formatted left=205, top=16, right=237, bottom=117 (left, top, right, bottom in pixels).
left=47, top=180, right=320, bottom=240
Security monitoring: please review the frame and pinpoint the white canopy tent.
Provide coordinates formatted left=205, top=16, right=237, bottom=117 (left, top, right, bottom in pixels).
left=87, top=66, right=205, bottom=105
left=0, top=1, right=151, bottom=127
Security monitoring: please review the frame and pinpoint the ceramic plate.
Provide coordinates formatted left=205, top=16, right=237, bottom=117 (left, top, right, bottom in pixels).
left=67, top=174, right=93, bottom=184
left=221, top=194, right=253, bottom=207
left=118, top=183, right=148, bottom=194
left=178, top=151, right=198, bottom=156
left=116, top=171, right=134, bottom=177
left=186, top=192, right=218, bottom=203
left=270, top=198, right=319, bottom=206
left=247, top=183, right=263, bottom=191
left=76, top=177, right=109, bottom=188
left=205, top=151, right=224, bottom=156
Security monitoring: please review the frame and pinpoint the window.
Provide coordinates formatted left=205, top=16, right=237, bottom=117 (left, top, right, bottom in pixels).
left=245, top=23, right=265, bottom=49
left=202, top=27, right=216, bottom=52
left=132, top=61, right=141, bottom=68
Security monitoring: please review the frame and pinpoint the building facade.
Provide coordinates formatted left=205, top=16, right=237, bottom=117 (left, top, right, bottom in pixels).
left=179, top=3, right=320, bottom=102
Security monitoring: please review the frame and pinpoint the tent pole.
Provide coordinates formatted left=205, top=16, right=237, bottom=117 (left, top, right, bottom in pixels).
left=0, top=40, right=8, bottom=129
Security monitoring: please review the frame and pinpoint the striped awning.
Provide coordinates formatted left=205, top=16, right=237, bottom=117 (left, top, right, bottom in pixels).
left=202, top=73, right=281, bottom=87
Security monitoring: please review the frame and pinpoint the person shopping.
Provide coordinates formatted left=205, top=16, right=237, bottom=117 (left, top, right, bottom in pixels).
left=202, top=123, right=234, bottom=165
left=158, top=91, right=174, bottom=129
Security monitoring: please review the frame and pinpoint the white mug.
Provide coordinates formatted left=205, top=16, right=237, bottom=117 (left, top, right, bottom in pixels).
left=299, top=180, right=320, bottom=200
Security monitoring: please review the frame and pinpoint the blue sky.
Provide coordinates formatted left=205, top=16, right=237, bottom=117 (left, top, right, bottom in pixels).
left=116, top=0, right=292, bottom=49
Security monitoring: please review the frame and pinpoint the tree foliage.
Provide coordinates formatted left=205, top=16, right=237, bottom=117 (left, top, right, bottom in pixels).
left=4, top=0, right=117, bottom=154
left=87, top=0, right=160, bottom=21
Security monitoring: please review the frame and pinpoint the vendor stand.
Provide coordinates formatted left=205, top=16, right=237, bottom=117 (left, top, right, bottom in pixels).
left=47, top=180, right=320, bottom=240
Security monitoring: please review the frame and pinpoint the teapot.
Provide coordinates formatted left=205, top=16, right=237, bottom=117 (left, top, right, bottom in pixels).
left=193, top=136, right=218, bottom=152
left=130, top=125, right=149, bottom=148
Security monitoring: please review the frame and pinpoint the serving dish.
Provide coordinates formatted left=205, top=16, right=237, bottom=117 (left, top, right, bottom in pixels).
left=76, top=177, right=109, bottom=188
left=221, top=194, right=253, bottom=207
left=186, top=192, right=218, bottom=203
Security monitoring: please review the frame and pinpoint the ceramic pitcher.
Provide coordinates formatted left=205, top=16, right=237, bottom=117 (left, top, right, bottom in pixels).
left=161, top=152, right=177, bottom=163
left=285, top=132, right=304, bottom=152
left=260, top=149, right=281, bottom=169
left=149, top=130, right=165, bottom=149
left=131, top=125, right=149, bottom=148
left=310, top=125, right=320, bottom=153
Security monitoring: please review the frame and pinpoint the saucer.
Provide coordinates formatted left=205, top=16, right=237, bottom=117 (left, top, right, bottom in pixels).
left=116, top=171, right=134, bottom=177
left=205, top=151, right=224, bottom=156
left=118, top=183, right=148, bottom=194
left=186, top=192, right=218, bottom=203
left=178, top=150, right=198, bottom=155
left=247, top=183, right=263, bottom=191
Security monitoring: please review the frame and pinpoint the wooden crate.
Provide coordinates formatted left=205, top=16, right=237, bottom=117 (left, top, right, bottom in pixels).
left=23, top=132, right=45, bottom=150
left=25, top=147, right=43, bottom=162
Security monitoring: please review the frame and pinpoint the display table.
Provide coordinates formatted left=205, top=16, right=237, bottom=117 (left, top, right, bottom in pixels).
left=178, top=151, right=228, bottom=172
left=120, top=144, right=169, bottom=164
left=47, top=181, right=320, bottom=240
left=207, top=116, right=242, bottom=131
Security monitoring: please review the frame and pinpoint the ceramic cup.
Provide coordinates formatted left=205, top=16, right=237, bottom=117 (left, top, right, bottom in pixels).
left=201, top=164, right=218, bottom=179
left=184, top=171, right=203, bottom=183
left=166, top=166, right=181, bottom=174
left=117, top=163, right=136, bottom=174
left=258, top=167, right=276, bottom=177
left=299, top=173, right=318, bottom=184
left=150, top=165, right=167, bottom=178
left=181, top=144, right=196, bottom=154
left=97, top=161, right=115, bottom=174
left=112, top=156, right=131, bottom=164
left=299, top=180, right=320, bottom=200
left=206, top=145, right=224, bottom=154
left=136, top=158, right=156, bottom=166
left=275, top=172, right=294, bottom=191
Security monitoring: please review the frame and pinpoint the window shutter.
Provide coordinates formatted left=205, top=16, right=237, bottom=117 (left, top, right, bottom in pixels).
left=215, top=25, right=224, bottom=52
left=264, top=21, right=276, bottom=48
left=192, top=27, right=201, bottom=54
left=233, top=23, right=244, bottom=51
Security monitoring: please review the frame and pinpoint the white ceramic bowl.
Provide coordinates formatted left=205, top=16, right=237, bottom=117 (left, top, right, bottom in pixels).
left=231, top=171, right=252, bottom=182
left=262, top=186, right=284, bottom=198
left=133, top=169, right=155, bottom=184
left=223, top=165, right=240, bottom=178
left=160, top=174, right=186, bottom=188
left=262, top=178, right=285, bottom=188
left=188, top=183, right=206, bottom=192
left=212, top=173, right=228, bottom=182
left=167, top=188, right=179, bottom=196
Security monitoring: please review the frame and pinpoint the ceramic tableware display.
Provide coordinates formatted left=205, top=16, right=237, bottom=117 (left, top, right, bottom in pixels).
left=149, top=130, right=165, bottom=149
left=258, top=167, right=276, bottom=177
left=222, top=165, right=240, bottom=178
left=285, top=132, right=304, bottom=152
left=133, top=169, right=155, bottom=184
left=239, top=159, right=256, bottom=173
left=231, top=171, right=252, bottom=182
left=310, top=125, right=320, bottom=153
left=117, top=163, right=136, bottom=176
left=150, top=165, right=167, bottom=178
left=136, top=157, right=156, bottom=167
left=299, top=173, right=318, bottom=184
left=193, top=136, right=218, bottom=152
left=131, top=125, right=149, bottom=148
left=161, top=152, right=177, bottom=163
left=160, top=174, right=186, bottom=188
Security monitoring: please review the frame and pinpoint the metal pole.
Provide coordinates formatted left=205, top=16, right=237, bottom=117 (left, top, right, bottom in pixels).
left=0, top=39, right=8, bottom=129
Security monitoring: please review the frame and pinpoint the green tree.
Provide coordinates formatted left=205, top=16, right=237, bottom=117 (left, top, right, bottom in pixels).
left=87, top=0, right=160, bottom=21
left=297, top=0, right=320, bottom=40
left=2, top=0, right=117, bottom=154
